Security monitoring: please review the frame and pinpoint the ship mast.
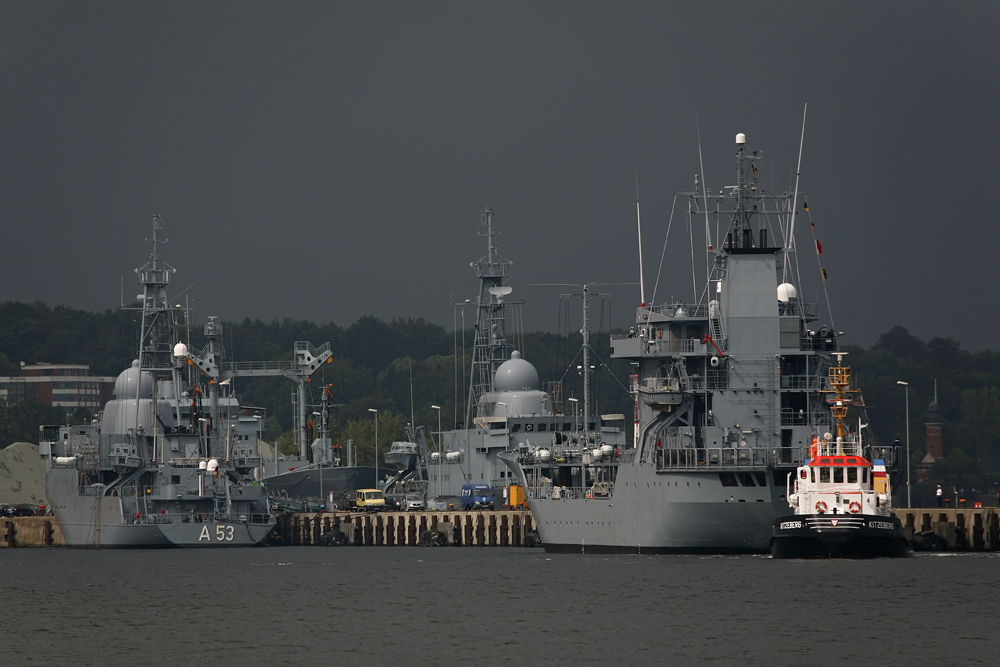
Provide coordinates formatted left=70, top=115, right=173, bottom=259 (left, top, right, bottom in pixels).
left=822, top=352, right=862, bottom=443
left=135, top=215, right=177, bottom=374
left=582, top=284, right=591, bottom=436
left=463, top=208, right=518, bottom=427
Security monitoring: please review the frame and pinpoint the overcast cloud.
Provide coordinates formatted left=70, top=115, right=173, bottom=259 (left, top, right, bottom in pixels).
left=1, top=2, right=997, bottom=349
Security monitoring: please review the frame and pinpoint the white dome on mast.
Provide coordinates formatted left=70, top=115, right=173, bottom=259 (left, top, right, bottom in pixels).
left=777, top=283, right=798, bottom=303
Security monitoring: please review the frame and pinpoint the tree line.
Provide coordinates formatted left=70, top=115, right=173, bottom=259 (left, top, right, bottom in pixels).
left=1, top=301, right=998, bottom=504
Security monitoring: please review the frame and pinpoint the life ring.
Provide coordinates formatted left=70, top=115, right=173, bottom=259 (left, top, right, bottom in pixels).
left=815, top=501, right=828, bottom=514
left=849, top=501, right=861, bottom=514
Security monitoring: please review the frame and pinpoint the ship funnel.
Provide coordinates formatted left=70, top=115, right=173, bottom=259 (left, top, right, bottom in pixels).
left=735, top=133, right=746, bottom=145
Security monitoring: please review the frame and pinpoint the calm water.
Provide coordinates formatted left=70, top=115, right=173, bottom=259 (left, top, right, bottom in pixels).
left=1, top=547, right=997, bottom=666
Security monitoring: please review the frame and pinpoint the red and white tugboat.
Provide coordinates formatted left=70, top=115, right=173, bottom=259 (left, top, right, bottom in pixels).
left=770, top=354, right=911, bottom=558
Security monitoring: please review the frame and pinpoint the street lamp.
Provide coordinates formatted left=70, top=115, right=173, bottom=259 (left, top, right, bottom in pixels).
left=368, top=408, right=379, bottom=490
left=897, top=381, right=910, bottom=508
left=431, top=404, right=442, bottom=498
left=568, top=398, right=579, bottom=437
left=312, top=411, right=324, bottom=507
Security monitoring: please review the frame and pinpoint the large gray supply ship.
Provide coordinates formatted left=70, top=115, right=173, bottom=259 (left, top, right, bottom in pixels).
left=41, top=217, right=333, bottom=547
left=428, top=210, right=627, bottom=505
left=501, top=132, right=901, bottom=553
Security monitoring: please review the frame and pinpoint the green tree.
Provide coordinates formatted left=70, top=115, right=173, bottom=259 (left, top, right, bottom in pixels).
left=341, top=409, right=406, bottom=467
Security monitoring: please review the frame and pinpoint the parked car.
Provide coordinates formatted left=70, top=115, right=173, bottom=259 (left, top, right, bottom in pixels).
left=461, top=484, right=493, bottom=510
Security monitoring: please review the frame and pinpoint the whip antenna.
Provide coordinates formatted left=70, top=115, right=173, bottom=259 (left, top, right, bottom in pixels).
left=697, top=114, right=712, bottom=252
left=636, top=170, right=646, bottom=306
left=784, top=103, right=808, bottom=280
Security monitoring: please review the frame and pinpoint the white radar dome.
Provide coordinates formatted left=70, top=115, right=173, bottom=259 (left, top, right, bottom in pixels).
left=736, top=133, right=746, bottom=145
left=207, top=459, right=219, bottom=472
left=777, top=283, right=798, bottom=303
left=173, top=342, right=189, bottom=358
left=493, top=350, right=539, bottom=392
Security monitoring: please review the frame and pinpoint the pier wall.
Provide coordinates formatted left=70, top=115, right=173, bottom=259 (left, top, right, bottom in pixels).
left=3, top=507, right=994, bottom=551
left=272, top=510, right=536, bottom=547
left=893, top=508, right=1000, bottom=551
left=1, top=517, right=64, bottom=547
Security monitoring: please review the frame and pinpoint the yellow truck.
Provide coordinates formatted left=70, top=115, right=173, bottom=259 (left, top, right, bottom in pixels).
left=354, top=489, right=386, bottom=511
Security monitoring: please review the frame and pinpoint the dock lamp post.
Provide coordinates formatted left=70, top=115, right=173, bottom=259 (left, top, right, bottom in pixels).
left=431, top=404, right=442, bottom=498
left=568, top=398, right=579, bottom=437
left=897, top=381, right=911, bottom=509
left=368, top=408, right=378, bottom=490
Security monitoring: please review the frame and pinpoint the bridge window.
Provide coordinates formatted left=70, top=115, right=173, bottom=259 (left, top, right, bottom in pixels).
left=847, top=467, right=858, bottom=483
left=862, top=468, right=868, bottom=484
left=738, top=473, right=755, bottom=487
left=833, top=467, right=844, bottom=483
left=511, top=424, right=521, bottom=432
left=538, top=423, right=547, bottom=432
left=819, top=467, right=830, bottom=483
left=754, top=473, right=767, bottom=487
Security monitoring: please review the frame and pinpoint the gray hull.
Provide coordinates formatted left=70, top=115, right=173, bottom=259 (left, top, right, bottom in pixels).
left=263, top=465, right=379, bottom=502
left=50, top=493, right=273, bottom=547
left=512, top=461, right=795, bottom=553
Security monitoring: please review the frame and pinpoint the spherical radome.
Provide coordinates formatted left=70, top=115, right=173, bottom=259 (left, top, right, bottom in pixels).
left=494, top=350, right=539, bottom=391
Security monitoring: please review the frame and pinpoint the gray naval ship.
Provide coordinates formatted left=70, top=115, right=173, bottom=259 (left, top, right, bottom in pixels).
left=428, top=209, right=627, bottom=505
left=261, top=382, right=382, bottom=508
left=501, top=132, right=902, bottom=553
left=41, top=218, right=277, bottom=547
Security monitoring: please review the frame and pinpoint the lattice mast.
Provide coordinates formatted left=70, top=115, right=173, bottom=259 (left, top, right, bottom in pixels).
left=821, top=352, right=863, bottom=441
left=464, top=208, right=513, bottom=427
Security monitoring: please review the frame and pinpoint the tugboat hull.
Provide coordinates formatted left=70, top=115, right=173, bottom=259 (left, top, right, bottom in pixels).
left=770, top=514, right=911, bottom=558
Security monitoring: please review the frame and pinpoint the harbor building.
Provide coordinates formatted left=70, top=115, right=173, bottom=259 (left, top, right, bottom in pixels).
left=0, top=364, right=115, bottom=413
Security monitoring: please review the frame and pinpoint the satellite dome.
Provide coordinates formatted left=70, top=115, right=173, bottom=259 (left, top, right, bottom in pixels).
left=736, top=133, right=746, bottom=145
left=777, top=283, right=798, bottom=303
left=494, top=350, right=539, bottom=391
left=173, top=342, right=189, bottom=358
left=113, top=359, right=154, bottom=400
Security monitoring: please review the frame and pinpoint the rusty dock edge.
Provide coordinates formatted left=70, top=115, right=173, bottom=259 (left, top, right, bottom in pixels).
left=271, top=510, right=537, bottom=547
left=2, top=517, right=64, bottom=547
left=4, top=507, right=998, bottom=551
left=896, top=508, right=1000, bottom=551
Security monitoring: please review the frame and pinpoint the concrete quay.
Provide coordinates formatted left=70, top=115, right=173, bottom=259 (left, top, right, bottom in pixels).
left=4, top=508, right=995, bottom=552
left=2, top=516, right=64, bottom=547
left=893, top=507, right=1000, bottom=551
left=272, top=509, right=537, bottom=547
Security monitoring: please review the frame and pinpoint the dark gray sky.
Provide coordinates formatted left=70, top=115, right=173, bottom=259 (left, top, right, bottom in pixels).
left=1, top=2, right=997, bottom=349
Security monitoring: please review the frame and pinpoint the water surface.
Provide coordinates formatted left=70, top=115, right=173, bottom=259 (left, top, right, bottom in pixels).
left=1, top=548, right=996, bottom=665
